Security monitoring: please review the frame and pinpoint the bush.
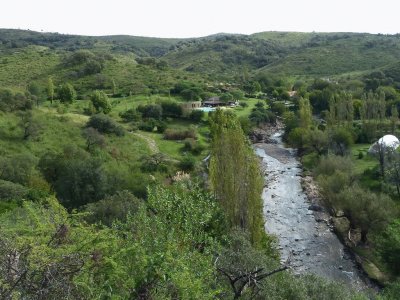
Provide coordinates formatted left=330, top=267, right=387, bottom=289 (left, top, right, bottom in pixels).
left=0, top=153, right=37, bottom=185
left=271, top=102, right=287, bottom=115
left=86, top=114, right=125, bottom=136
left=84, top=190, right=141, bottom=227
left=140, top=153, right=169, bottom=173
left=314, top=155, right=353, bottom=177
left=160, top=101, right=182, bottom=118
left=0, top=179, right=29, bottom=201
left=39, top=148, right=109, bottom=208
left=137, top=104, right=162, bottom=120
left=138, top=119, right=156, bottom=132
left=338, top=185, right=396, bottom=242
left=164, top=127, right=196, bottom=140
left=189, top=110, right=204, bottom=122
left=178, top=156, right=196, bottom=171
left=182, top=138, right=205, bottom=155
left=0, top=89, right=33, bottom=112
left=119, top=108, right=141, bottom=122
left=329, top=127, right=354, bottom=156
left=90, top=90, right=111, bottom=114
left=156, top=121, right=167, bottom=133
left=57, top=83, right=76, bottom=103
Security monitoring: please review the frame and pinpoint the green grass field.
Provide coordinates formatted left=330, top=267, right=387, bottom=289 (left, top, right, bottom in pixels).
left=233, top=98, right=263, bottom=118
left=350, top=143, right=378, bottom=175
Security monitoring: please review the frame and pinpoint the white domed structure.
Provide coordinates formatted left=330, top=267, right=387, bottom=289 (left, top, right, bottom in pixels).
left=368, top=135, right=400, bottom=154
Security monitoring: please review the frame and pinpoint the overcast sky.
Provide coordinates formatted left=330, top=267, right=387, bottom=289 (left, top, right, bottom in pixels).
left=1, top=0, right=399, bottom=38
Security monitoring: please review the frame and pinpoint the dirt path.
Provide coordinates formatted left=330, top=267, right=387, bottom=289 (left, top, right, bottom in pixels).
left=132, top=132, right=159, bottom=154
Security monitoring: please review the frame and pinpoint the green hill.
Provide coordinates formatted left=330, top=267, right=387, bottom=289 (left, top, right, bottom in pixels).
left=1, top=29, right=400, bottom=92
left=255, top=32, right=400, bottom=76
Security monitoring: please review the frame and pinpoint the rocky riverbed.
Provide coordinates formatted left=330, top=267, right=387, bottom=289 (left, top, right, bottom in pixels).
left=255, top=131, right=374, bottom=292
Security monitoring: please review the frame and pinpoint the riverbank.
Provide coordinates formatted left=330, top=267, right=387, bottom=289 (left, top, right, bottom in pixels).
left=254, top=125, right=379, bottom=292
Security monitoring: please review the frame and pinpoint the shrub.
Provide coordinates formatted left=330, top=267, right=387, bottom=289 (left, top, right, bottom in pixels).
left=329, top=127, right=354, bottom=156
left=0, top=179, right=29, bottom=201
left=178, top=156, right=196, bottom=171
left=138, top=119, right=156, bottom=132
left=0, top=153, right=37, bottom=185
left=39, top=148, right=109, bottom=208
left=338, top=185, right=396, bottom=242
left=160, top=101, right=183, bottom=118
left=57, top=83, right=76, bottom=103
left=182, top=138, right=205, bottom=155
left=189, top=110, right=204, bottom=122
left=86, top=114, right=125, bottom=136
left=156, top=121, right=167, bottom=133
left=137, top=104, right=162, bottom=120
left=271, top=102, right=287, bottom=115
left=140, top=153, right=169, bottom=173
left=164, top=127, right=196, bottom=140
left=90, top=90, right=111, bottom=114
left=119, top=108, right=141, bottom=122
left=0, top=89, right=33, bottom=112
left=84, top=190, right=141, bottom=227
left=314, top=155, right=354, bottom=177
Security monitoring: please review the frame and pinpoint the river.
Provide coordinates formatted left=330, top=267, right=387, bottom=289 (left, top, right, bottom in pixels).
left=255, top=131, right=372, bottom=292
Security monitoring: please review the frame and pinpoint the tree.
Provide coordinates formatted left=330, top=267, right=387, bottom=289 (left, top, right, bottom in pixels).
left=58, top=83, right=76, bottom=103
left=86, top=114, right=125, bottom=136
left=112, top=78, right=117, bottom=96
left=338, top=185, right=395, bottom=243
left=39, top=147, right=108, bottom=208
left=375, top=219, right=400, bottom=274
left=306, top=129, right=329, bottom=155
left=220, top=92, right=233, bottom=103
left=391, top=105, right=398, bottom=134
left=90, top=90, right=111, bottom=114
left=230, top=89, right=245, bottom=100
left=189, top=110, right=204, bottom=123
left=84, top=190, right=140, bottom=226
left=385, top=151, right=400, bottom=197
left=0, top=89, right=32, bottom=112
left=137, top=104, right=162, bottom=120
left=47, top=76, right=55, bottom=103
left=140, top=153, right=169, bottom=173
left=217, top=230, right=288, bottom=299
left=82, top=127, right=106, bottom=152
left=209, top=110, right=264, bottom=245
left=27, top=81, right=40, bottom=95
left=160, top=101, right=182, bottom=118
left=329, top=127, right=353, bottom=156
left=119, top=108, right=141, bottom=122
left=298, top=97, right=312, bottom=128
left=18, top=111, right=40, bottom=140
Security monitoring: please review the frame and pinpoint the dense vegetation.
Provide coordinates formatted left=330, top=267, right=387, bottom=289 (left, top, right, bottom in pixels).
left=1, top=28, right=400, bottom=298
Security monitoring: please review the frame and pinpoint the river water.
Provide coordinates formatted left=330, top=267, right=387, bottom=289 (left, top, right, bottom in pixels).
left=255, top=132, right=371, bottom=292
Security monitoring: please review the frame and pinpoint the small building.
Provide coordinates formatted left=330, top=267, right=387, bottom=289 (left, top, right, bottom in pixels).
left=202, top=97, right=225, bottom=107
left=180, top=101, right=202, bottom=116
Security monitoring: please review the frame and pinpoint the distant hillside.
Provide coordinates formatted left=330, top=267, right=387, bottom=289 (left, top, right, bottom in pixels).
left=0, top=29, right=204, bottom=95
left=254, top=32, right=400, bottom=76
left=163, top=35, right=286, bottom=79
left=0, top=29, right=185, bottom=56
left=1, top=29, right=400, bottom=91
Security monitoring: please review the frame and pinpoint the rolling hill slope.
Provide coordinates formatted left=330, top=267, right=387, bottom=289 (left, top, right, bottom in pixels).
left=1, top=29, right=400, bottom=92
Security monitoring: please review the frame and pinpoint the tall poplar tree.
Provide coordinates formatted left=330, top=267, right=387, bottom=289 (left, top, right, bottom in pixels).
left=209, top=109, right=264, bottom=245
